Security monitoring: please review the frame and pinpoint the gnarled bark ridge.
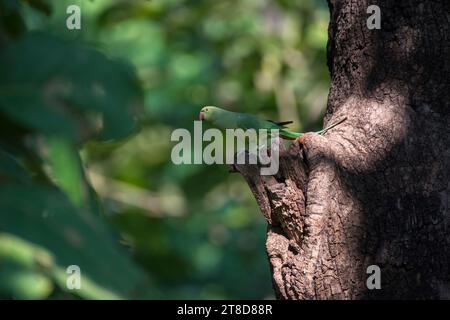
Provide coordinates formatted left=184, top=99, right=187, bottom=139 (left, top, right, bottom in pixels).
left=236, top=0, right=450, bottom=299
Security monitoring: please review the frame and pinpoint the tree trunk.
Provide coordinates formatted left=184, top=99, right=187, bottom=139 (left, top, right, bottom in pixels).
left=236, top=0, right=450, bottom=299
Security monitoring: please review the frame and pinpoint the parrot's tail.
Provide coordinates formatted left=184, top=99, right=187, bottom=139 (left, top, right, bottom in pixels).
left=315, top=117, right=347, bottom=135
left=278, top=117, right=347, bottom=140
left=279, top=130, right=303, bottom=140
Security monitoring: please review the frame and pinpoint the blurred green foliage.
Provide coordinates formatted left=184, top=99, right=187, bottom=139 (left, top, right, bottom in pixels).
left=0, top=0, right=329, bottom=299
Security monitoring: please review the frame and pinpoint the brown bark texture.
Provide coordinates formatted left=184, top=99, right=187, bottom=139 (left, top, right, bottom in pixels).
left=236, top=0, right=450, bottom=299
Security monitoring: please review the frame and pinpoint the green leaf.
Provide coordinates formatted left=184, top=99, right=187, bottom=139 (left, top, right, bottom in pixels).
left=0, top=233, right=54, bottom=299
left=0, top=264, right=54, bottom=299
left=0, top=32, right=142, bottom=142
left=0, top=233, right=54, bottom=269
left=47, top=135, right=84, bottom=206
left=0, top=183, right=156, bottom=299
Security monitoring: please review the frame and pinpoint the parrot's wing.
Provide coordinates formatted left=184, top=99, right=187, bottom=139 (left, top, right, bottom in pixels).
left=236, top=113, right=260, bottom=130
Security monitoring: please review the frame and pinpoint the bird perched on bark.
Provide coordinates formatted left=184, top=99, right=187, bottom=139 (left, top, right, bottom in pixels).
left=199, top=106, right=346, bottom=140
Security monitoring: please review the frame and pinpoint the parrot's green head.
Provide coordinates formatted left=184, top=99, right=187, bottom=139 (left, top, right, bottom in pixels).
left=199, top=106, right=222, bottom=123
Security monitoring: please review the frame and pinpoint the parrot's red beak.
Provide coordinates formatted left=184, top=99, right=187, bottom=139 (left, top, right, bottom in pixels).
left=199, top=112, right=204, bottom=121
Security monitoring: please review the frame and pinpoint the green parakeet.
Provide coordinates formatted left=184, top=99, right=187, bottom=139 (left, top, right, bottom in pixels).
left=199, top=106, right=346, bottom=140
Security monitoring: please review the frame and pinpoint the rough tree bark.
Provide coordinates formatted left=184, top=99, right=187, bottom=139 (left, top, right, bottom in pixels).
left=236, top=0, right=450, bottom=299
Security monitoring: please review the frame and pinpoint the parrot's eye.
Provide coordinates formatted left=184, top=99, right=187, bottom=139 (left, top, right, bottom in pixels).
left=205, top=108, right=208, bottom=112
